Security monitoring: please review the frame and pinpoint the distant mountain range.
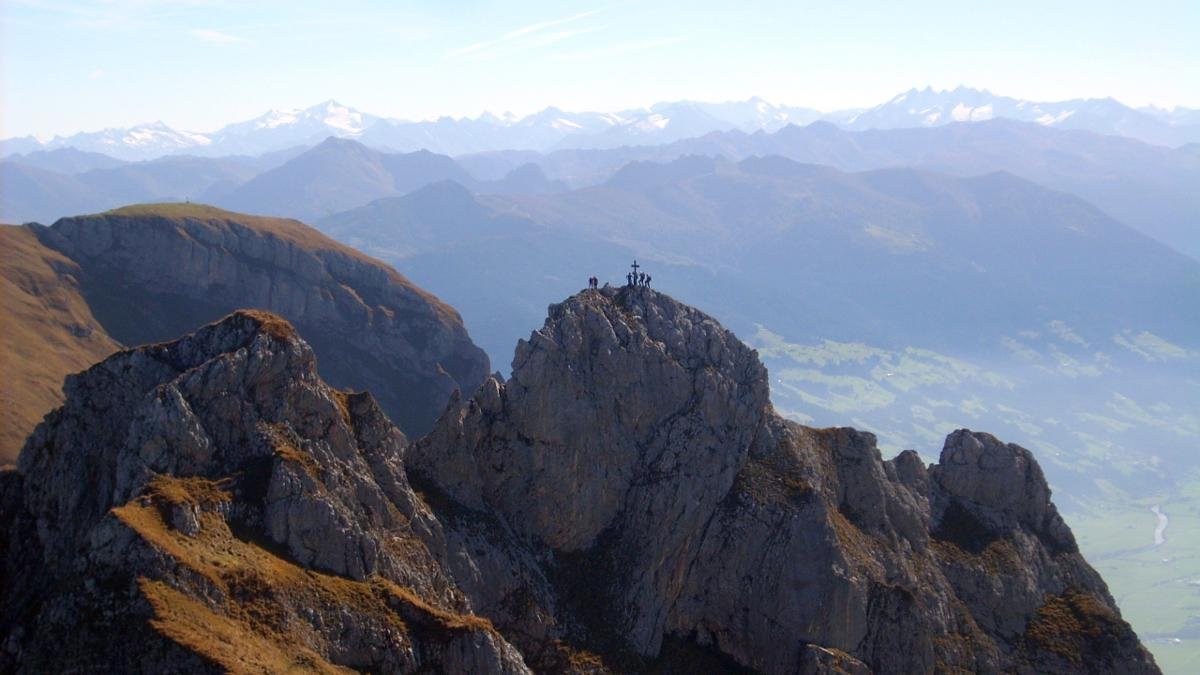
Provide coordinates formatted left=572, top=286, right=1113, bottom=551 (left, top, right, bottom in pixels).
left=10, top=117, right=1194, bottom=259
left=830, top=86, right=1200, bottom=146
left=0, top=138, right=566, bottom=224
left=4, top=88, right=1196, bottom=161
left=465, top=119, right=1200, bottom=259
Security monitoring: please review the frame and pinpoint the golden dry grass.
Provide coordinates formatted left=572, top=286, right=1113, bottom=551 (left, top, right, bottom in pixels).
left=231, top=309, right=297, bottom=343
left=114, top=475, right=497, bottom=669
left=140, top=579, right=350, bottom=675
left=144, top=474, right=232, bottom=507
left=0, top=225, right=122, bottom=465
left=1024, top=588, right=1124, bottom=663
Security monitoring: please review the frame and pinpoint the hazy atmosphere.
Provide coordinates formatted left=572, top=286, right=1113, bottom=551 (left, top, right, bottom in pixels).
left=2, top=2, right=1197, bottom=674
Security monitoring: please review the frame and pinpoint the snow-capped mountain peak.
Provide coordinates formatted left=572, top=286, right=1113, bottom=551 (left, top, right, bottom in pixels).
left=5, top=90, right=1198, bottom=161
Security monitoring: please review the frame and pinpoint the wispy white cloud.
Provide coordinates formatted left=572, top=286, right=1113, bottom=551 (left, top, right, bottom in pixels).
left=448, top=8, right=602, bottom=59
left=521, top=25, right=606, bottom=50
left=191, top=28, right=249, bottom=44
left=88, top=68, right=106, bottom=80
left=554, top=35, right=687, bottom=61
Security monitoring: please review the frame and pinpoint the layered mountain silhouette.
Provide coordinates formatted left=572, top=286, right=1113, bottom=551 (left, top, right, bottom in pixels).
left=1, top=155, right=272, bottom=225
left=0, top=288, right=1161, bottom=672
left=216, top=139, right=477, bottom=220
left=0, top=203, right=487, bottom=465
left=468, top=119, right=1200, bottom=258
left=326, top=156, right=1198, bottom=356
left=2, top=139, right=568, bottom=225
left=8, top=119, right=1197, bottom=258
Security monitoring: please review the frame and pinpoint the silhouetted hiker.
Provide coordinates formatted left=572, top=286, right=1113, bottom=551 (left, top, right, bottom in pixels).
left=639, top=272, right=646, bottom=287
left=645, top=274, right=652, bottom=288
left=627, top=272, right=633, bottom=287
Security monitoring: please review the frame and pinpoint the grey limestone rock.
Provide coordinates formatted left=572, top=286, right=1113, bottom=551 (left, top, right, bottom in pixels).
left=2, top=287, right=1159, bottom=674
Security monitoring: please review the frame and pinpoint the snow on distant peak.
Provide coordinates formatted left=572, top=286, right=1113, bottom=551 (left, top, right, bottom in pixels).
left=951, top=102, right=994, bottom=122
left=1035, top=110, right=1075, bottom=126
left=323, top=106, right=364, bottom=134
left=552, top=118, right=582, bottom=131
left=120, top=124, right=211, bottom=148
left=638, top=113, right=671, bottom=131
left=257, top=110, right=299, bottom=129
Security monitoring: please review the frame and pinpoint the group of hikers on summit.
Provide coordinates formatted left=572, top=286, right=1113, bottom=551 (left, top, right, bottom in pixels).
left=587, top=260, right=653, bottom=290
left=627, top=271, right=651, bottom=288
left=626, top=259, right=651, bottom=288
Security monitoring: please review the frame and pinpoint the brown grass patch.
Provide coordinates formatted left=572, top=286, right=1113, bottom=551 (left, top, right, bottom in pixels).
left=229, top=309, right=296, bottom=342
left=140, top=578, right=349, bottom=674
left=114, top=477, right=497, bottom=669
left=270, top=437, right=321, bottom=480
left=144, top=474, right=231, bottom=507
left=827, top=508, right=886, bottom=579
left=930, top=537, right=1023, bottom=575
left=1023, top=588, right=1125, bottom=664
left=328, top=389, right=354, bottom=427
left=0, top=225, right=122, bottom=464
left=731, top=453, right=813, bottom=508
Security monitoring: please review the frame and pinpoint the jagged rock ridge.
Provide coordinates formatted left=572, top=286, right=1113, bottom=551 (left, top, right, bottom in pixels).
left=1, top=310, right=525, bottom=672
left=1, top=288, right=1159, bottom=673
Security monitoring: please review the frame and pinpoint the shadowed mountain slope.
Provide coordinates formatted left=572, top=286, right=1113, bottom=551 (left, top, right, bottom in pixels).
left=215, top=138, right=477, bottom=221
left=0, top=225, right=121, bottom=466
left=0, top=203, right=488, bottom=464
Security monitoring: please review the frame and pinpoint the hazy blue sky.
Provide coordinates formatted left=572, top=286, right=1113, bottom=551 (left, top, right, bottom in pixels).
left=3, top=0, right=1198, bottom=138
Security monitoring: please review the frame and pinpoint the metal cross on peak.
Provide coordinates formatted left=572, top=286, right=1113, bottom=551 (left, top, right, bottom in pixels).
left=630, top=259, right=640, bottom=274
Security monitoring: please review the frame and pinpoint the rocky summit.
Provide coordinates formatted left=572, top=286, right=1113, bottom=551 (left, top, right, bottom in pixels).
left=0, top=287, right=1158, bottom=673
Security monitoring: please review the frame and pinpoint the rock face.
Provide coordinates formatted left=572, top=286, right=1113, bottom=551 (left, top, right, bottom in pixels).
left=412, top=287, right=1158, bottom=673
left=1, top=310, right=525, bottom=673
left=1, top=288, right=1159, bottom=673
left=19, top=202, right=489, bottom=443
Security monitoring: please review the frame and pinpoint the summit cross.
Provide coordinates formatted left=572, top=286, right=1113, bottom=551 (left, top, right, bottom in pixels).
left=630, top=260, right=640, bottom=275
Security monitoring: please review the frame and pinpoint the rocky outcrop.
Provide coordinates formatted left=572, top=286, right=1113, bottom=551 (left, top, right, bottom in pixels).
left=1, top=310, right=525, bottom=673
left=408, top=287, right=1159, bottom=673
left=1, top=288, right=1158, bottom=673
left=26, top=202, right=488, bottom=439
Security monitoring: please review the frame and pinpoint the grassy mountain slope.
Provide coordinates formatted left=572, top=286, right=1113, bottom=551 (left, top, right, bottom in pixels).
left=0, top=225, right=121, bottom=465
